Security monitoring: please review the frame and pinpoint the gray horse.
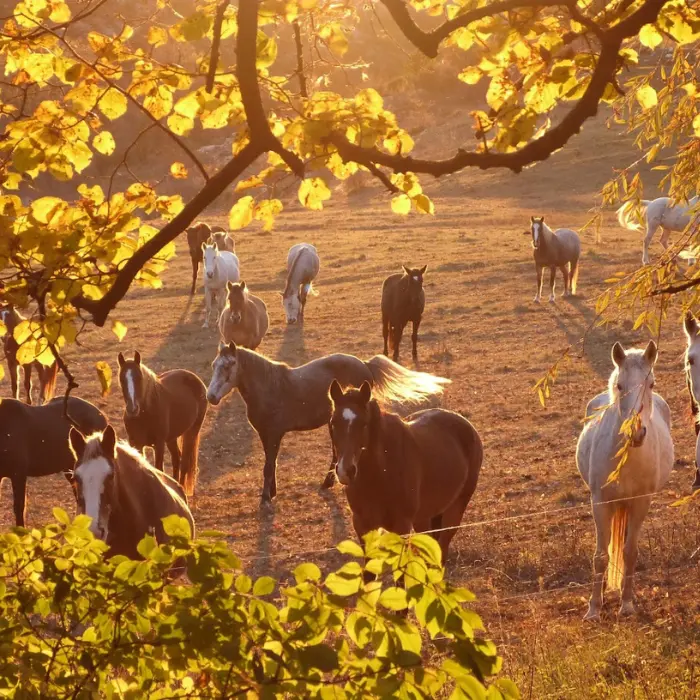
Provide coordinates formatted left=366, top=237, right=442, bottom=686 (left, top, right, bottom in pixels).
left=524, top=216, right=581, bottom=303
left=282, top=243, right=320, bottom=324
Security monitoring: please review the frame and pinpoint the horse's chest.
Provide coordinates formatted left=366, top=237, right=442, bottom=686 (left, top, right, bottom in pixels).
left=124, top=416, right=159, bottom=447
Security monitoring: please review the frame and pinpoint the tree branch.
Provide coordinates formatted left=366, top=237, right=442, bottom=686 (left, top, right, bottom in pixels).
left=293, top=20, right=308, bottom=99
left=206, top=1, right=230, bottom=94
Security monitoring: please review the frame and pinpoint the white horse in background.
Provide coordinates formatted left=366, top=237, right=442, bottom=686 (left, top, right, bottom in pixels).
left=683, top=311, right=700, bottom=492
left=202, top=243, right=240, bottom=328
left=617, top=196, right=699, bottom=265
left=282, top=243, right=320, bottom=324
left=576, top=340, right=673, bottom=620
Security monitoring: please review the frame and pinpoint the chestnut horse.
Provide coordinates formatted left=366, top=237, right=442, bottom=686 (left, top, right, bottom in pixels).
left=219, top=280, right=269, bottom=350
left=328, top=381, right=482, bottom=563
left=118, top=352, right=208, bottom=496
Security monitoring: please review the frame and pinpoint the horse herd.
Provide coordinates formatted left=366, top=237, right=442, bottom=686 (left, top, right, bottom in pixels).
left=0, top=208, right=699, bottom=620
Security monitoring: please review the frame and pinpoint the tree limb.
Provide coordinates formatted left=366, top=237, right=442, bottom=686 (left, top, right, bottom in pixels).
left=293, top=20, right=309, bottom=99
left=206, top=1, right=230, bottom=94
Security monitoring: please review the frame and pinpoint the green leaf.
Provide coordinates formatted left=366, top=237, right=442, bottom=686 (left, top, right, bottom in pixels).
left=325, top=571, right=361, bottom=597
left=161, top=515, right=192, bottom=539
left=379, top=586, right=408, bottom=611
left=253, top=576, right=276, bottom=596
left=52, top=507, right=71, bottom=526
left=297, top=644, right=339, bottom=672
left=336, top=539, right=364, bottom=558
left=294, top=562, right=321, bottom=583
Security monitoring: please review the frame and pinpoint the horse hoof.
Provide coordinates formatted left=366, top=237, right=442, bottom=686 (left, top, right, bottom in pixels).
left=321, top=471, right=337, bottom=489
left=583, top=606, right=600, bottom=622
left=533, top=296, right=541, bottom=303
left=548, top=296, right=555, bottom=304
left=618, top=601, right=635, bottom=617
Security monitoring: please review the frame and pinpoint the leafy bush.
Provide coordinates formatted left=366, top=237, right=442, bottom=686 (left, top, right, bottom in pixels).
left=0, top=510, right=518, bottom=699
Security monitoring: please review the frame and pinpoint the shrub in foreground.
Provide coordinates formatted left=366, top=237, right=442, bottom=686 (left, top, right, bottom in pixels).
left=0, top=511, right=518, bottom=698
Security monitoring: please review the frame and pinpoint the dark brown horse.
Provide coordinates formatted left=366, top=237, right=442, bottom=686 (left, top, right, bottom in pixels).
left=186, top=221, right=233, bottom=295
left=118, top=351, right=208, bottom=496
left=1, top=306, right=58, bottom=404
left=68, top=424, right=195, bottom=559
left=0, top=396, right=107, bottom=526
left=328, top=381, right=482, bottom=563
left=381, top=265, right=427, bottom=362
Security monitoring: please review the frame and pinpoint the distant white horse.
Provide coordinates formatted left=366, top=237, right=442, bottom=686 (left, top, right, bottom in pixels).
left=576, top=340, right=673, bottom=620
left=202, top=243, right=240, bottom=328
left=617, top=196, right=699, bottom=265
left=683, top=311, right=700, bottom=492
left=282, top=243, right=320, bottom=324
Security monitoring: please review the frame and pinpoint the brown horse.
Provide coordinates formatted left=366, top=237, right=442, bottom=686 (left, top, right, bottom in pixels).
left=381, top=265, right=427, bottom=362
left=68, top=424, right=195, bottom=559
left=0, top=305, right=58, bottom=404
left=328, top=381, right=482, bottom=563
left=186, top=221, right=233, bottom=295
left=118, top=351, right=208, bottom=496
left=219, top=281, right=269, bottom=350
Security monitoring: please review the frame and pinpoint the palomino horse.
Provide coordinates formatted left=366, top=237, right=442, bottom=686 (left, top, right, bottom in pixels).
left=68, top=425, right=195, bottom=559
left=617, top=196, right=699, bottom=265
left=206, top=341, right=449, bottom=503
left=219, top=280, right=269, bottom=350
left=525, top=216, right=580, bottom=303
left=683, top=311, right=700, bottom=491
left=576, top=341, right=673, bottom=620
left=282, top=243, right=320, bottom=324
left=0, top=396, right=106, bottom=526
left=202, top=243, right=240, bottom=328
left=381, top=265, right=426, bottom=362
left=118, top=351, right=208, bottom=497
left=328, top=381, right=482, bottom=562
left=186, top=221, right=233, bottom=295
left=1, top=305, right=58, bottom=404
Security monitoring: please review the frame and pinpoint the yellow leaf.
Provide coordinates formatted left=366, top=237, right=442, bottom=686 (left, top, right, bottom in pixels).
left=0, top=363, right=4, bottom=382
left=458, top=67, right=482, bottom=85
left=635, top=85, right=657, bottom=111
left=229, top=196, right=254, bottom=230
left=298, top=178, right=331, bottom=211
left=253, top=199, right=283, bottom=232
left=414, top=194, right=434, bottom=215
left=95, top=361, right=112, bottom=397
left=112, top=320, right=127, bottom=342
left=93, top=131, right=115, bottom=156
left=147, top=26, right=168, bottom=47
left=638, top=24, right=663, bottom=49
left=31, top=197, right=65, bottom=225
left=693, top=114, right=700, bottom=138
left=0, top=320, right=5, bottom=338
left=167, top=113, right=194, bottom=136
left=391, top=194, right=411, bottom=215
left=170, top=162, right=188, bottom=179
left=98, top=89, right=128, bottom=120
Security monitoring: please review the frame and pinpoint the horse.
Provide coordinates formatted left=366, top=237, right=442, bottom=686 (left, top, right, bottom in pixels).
left=381, top=265, right=426, bottom=362
left=68, top=424, right=195, bottom=560
left=683, top=311, right=700, bottom=491
left=0, top=396, right=107, bottom=526
left=202, top=243, right=240, bottom=328
left=282, top=243, right=320, bottom=324
left=117, top=351, right=208, bottom=497
left=219, top=280, right=269, bottom=350
left=0, top=305, right=58, bottom=405
left=575, top=340, right=673, bottom=620
left=617, top=196, right=699, bottom=266
left=524, top=216, right=580, bottom=303
left=186, top=221, right=233, bottom=295
left=328, top=381, right=482, bottom=563
left=206, top=341, right=450, bottom=503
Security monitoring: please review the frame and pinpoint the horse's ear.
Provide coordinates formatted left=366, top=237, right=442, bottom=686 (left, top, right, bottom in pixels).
left=684, top=311, right=699, bottom=338
left=530, top=216, right=535, bottom=223
left=644, top=339, right=658, bottom=366
left=68, top=426, right=87, bottom=462
left=540, top=216, right=545, bottom=223
left=329, top=379, right=343, bottom=404
left=117, top=352, right=125, bottom=368
left=359, top=381, right=372, bottom=404
left=240, top=280, right=246, bottom=291
left=201, top=241, right=207, bottom=251
left=227, top=341, right=237, bottom=353
left=402, top=265, right=410, bottom=275
left=218, top=341, right=226, bottom=353
left=227, top=280, right=234, bottom=291
left=611, top=341, right=626, bottom=367
left=134, top=350, right=141, bottom=365
left=101, top=425, right=117, bottom=459
left=419, top=265, right=427, bottom=275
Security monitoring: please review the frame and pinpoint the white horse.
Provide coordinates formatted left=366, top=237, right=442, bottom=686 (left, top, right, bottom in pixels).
left=683, top=311, right=700, bottom=492
left=617, top=196, right=699, bottom=265
left=282, top=243, right=320, bottom=324
left=576, top=340, right=673, bottom=620
left=202, top=243, right=240, bottom=328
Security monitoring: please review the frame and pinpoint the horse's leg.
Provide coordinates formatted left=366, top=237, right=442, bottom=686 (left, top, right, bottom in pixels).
left=190, top=257, right=198, bottom=296
left=659, top=227, right=671, bottom=250
left=154, top=440, right=166, bottom=472
left=202, top=287, right=211, bottom=328
left=382, top=315, right=390, bottom=356
left=10, top=474, right=27, bottom=527
left=548, top=267, right=556, bottom=303
left=619, top=498, right=651, bottom=617
left=167, top=438, right=181, bottom=483
left=411, top=317, right=421, bottom=360
left=642, top=220, right=657, bottom=265
left=585, top=498, right=613, bottom=621
left=392, top=323, right=405, bottom=362
left=533, top=263, right=543, bottom=303
left=22, top=365, right=33, bottom=405
left=561, top=266, right=570, bottom=297
left=321, top=423, right=337, bottom=489
left=8, top=359, right=19, bottom=400
left=260, top=433, right=282, bottom=503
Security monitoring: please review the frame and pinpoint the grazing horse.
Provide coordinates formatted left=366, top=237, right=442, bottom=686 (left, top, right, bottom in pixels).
left=186, top=221, right=231, bottom=295
left=219, top=281, right=269, bottom=350
left=0, top=396, right=106, bottom=526
left=282, top=243, right=320, bottom=324
left=525, top=216, right=580, bottom=303
left=0, top=305, right=58, bottom=405
left=68, top=425, right=195, bottom=559
left=617, top=196, right=699, bottom=265
left=576, top=341, right=673, bottom=620
left=206, top=341, right=450, bottom=503
left=202, top=243, right=240, bottom=328
left=683, top=311, right=700, bottom=491
left=328, top=381, right=482, bottom=562
left=117, top=351, right=208, bottom=497
left=381, top=265, right=426, bottom=362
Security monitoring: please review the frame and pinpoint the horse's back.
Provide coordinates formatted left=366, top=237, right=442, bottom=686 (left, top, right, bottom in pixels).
left=381, top=273, right=404, bottom=311
left=219, top=250, right=240, bottom=280
left=160, top=368, right=207, bottom=399
left=288, top=243, right=320, bottom=281
left=250, top=294, right=269, bottom=342
left=554, top=228, right=581, bottom=259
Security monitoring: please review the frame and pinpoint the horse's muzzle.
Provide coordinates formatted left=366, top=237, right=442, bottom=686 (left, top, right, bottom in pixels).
left=206, top=393, right=220, bottom=406
left=207, top=272, right=214, bottom=279
left=231, top=313, right=242, bottom=324
left=631, top=426, right=647, bottom=447
left=287, top=317, right=298, bottom=325
left=125, top=405, right=140, bottom=418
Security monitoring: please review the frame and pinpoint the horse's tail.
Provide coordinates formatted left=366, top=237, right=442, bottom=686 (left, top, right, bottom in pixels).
left=41, top=361, right=59, bottom=404
left=179, top=398, right=207, bottom=498
left=570, top=257, right=580, bottom=295
left=606, top=505, right=628, bottom=592
left=616, top=200, right=650, bottom=232
left=365, top=355, right=450, bottom=408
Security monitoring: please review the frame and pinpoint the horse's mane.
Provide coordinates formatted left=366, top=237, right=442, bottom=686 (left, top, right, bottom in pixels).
left=236, top=348, right=292, bottom=398
left=139, top=362, right=161, bottom=407
left=284, top=247, right=308, bottom=296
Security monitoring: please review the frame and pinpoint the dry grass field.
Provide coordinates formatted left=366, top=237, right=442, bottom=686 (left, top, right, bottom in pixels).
left=2, top=112, right=699, bottom=697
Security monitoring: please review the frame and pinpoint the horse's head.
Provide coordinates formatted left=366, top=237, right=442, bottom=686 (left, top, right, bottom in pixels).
left=282, top=288, right=302, bottom=324
left=528, top=216, right=546, bottom=250
left=211, top=230, right=233, bottom=252
left=207, top=341, right=239, bottom=405
left=118, top=351, right=143, bottom=417
left=226, top=280, right=247, bottom=324
left=402, top=265, right=427, bottom=303
left=68, top=425, right=118, bottom=542
left=329, top=380, right=375, bottom=485
left=610, top=340, right=657, bottom=447
left=684, top=311, right=700, bottom=401
left=202, top=243, right=218, bottom=279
